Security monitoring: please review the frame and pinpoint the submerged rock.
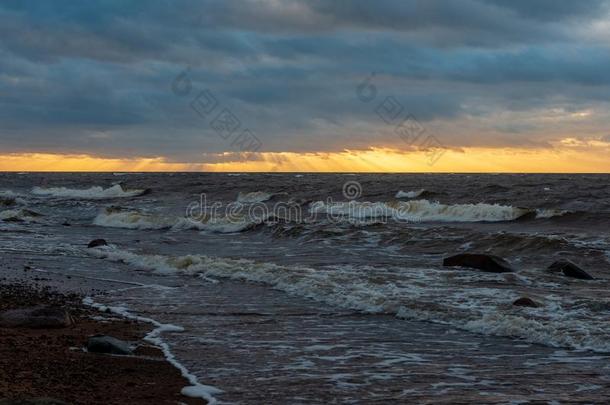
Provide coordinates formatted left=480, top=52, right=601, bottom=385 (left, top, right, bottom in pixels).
left=548, top=260, right=594, bottom=280
left=87, top=239, right=108, bottom=248
left=443, top=253, right=515, bottom=273
left=0, top=197, right=16, bottom=207
left=86, top=335, right=133, bottom=355
left=513, top=297, right=539, bottom=308
left=0, top=306, right=73, bottom=329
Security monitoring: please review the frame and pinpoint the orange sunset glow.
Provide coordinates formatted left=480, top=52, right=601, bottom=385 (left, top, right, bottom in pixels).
left=2, top=143, right=610, bottom=173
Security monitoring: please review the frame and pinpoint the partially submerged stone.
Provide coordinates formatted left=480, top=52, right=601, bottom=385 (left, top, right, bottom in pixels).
left=0, top=306, right=73, bottom=329
left=87, top=239, right=108, bottom=248
left=443, top=253, right=515, bottom=273
left=86, top=335, right=133, bottom=355
left=548, top=260, right=594, bottom=280
left=513, top=297, right=539, bottom=308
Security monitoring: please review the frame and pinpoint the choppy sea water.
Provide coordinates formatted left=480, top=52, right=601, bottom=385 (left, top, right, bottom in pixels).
left=2, top=172, right=610, bottom=403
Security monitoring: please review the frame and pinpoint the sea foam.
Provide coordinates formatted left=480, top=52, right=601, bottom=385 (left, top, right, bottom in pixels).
left=32, top=184, right=147, bottom=199
left=93, top=207, right=267, bottom=233
left=82, top=296, right=222, bottom=404
left=395, top=189, right=426, bottom=199
left=236, top=191, right=273, bottom=203
left=89, top=246, right=610, bottom=353
left=310, top=199, right=536, bottom=222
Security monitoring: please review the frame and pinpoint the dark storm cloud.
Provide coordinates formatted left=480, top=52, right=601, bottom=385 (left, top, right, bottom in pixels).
left=1, top=0, right=609, bottom=159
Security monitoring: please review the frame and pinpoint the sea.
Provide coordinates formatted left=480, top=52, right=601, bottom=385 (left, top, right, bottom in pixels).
left=1, top=172, right=610, bottom=403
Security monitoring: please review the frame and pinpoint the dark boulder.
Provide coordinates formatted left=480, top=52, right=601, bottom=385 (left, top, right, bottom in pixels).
left=513, top=297, right=539, bottom=308
left=0, top=306, right=73, bottom=329
left=443, top=254, right=515, bottom=273
left=87, top=239, right=107, bottom=248
left=548, top=260, right=594, bottom=280
left=86, top=335, right=133, bottom=355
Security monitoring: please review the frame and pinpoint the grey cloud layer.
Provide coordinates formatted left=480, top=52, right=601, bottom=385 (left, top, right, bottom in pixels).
left=1, top=0, right=609, bottom=159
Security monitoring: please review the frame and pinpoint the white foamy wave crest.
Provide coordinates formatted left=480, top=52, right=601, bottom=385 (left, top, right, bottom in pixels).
left=93, top=209, right=174, bottom=230
left=236, top=191, right=272, bottom=203
left=94, top=208, right=268, bottom=233
left=310, top=199, right=533, bottom=222
left=535, top=208, right=569, bottom=219
left=395, top=189, right=425, bottom=199
left=32, top=184, right=147, bottom=199
left=90, top=247, right=610, bottom=352
left=0, top=190, right=27, bottom=205
left=0, top=208, right=43, bottom=222
left=0, top=190, right=20, bottom=198
left=173, top=215, right=267, bottom=233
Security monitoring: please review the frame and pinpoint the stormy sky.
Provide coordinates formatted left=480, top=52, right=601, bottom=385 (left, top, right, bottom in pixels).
left=2, top=0, right=610, bottom=163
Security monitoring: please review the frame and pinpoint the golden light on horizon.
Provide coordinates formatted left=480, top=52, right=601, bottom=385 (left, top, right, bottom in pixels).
left=1, top=144, right=609, bottom=173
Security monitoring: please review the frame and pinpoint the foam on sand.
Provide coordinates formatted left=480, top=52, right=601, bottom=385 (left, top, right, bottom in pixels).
left=82, top=296, right=222, bottom=404
left=32, top=184, right=147, bottom=199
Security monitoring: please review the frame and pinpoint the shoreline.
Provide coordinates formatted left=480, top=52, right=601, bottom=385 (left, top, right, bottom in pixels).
left=0, top=279, right=206, bottom=404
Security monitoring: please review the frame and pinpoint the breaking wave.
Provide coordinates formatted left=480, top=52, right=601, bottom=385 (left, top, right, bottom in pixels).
left=310, top=199, right=564, bottom=223
left=90, top=246, right=610, bottom=353
left=395, top=189, right=426, bottom=199
left=236, top=191, right=273, bottom=203
left=93, top=208, right=175, bottom=230
left=0, top=208, right=43, bottom=222
left=0, top=190, right=27, bottom=206
left=31, top=184, right=148, bottom=199
left=93, top=207, right=269, bottom=233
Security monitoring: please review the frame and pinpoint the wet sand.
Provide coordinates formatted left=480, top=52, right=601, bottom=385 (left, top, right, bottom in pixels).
left=0, top=279, right=204, bottom=404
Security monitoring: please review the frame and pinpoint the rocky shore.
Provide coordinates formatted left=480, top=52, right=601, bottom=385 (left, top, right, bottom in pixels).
left=0, top=280, right=204, bottom=404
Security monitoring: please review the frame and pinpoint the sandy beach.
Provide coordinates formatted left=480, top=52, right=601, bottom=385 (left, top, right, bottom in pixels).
left=0, top=278, right=204, bottom=404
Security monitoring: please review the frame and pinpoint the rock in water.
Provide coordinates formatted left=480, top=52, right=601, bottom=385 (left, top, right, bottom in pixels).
left=0, top=197, right=16, bottom=207
left=87, top=335, right=133, bottom=355
left=443, top=254, right=515, bottom=273
left=548, top=260, right=594, bottom=280
left=87, top=239, right=107, bottom=248
left=513, top=297, right=539, bottom=308
left=0, top=306, right=73, bottom=328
